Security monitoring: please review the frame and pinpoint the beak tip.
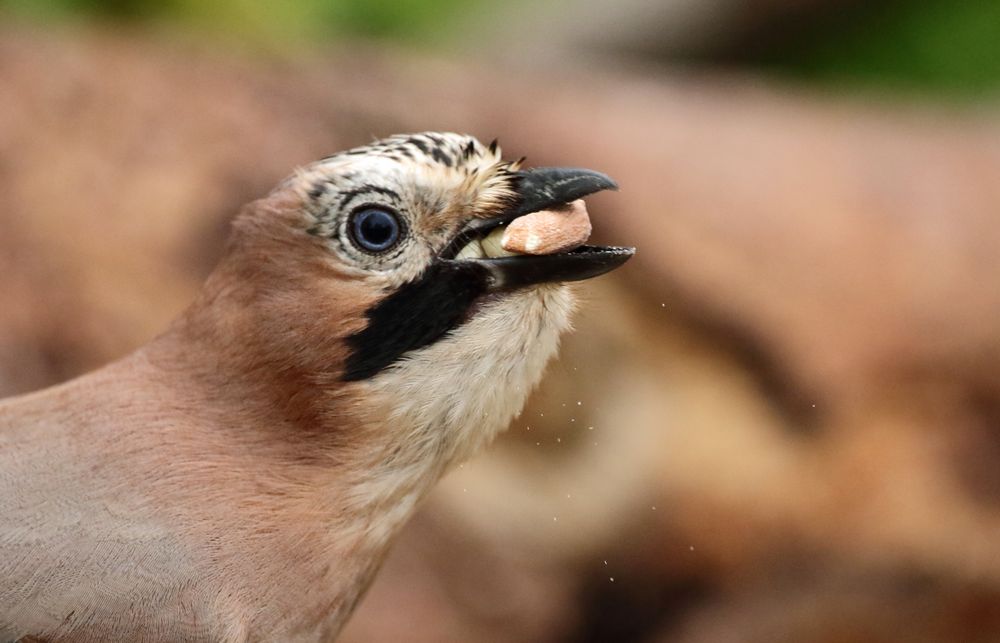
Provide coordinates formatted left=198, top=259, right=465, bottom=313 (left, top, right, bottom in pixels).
left=598, top=174, right=619, bottom=192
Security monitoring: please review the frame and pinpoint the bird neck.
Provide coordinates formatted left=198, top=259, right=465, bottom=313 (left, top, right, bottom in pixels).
left=125, top=239, right=572, bottom=637
left=128, top=278, right=441, bottom=637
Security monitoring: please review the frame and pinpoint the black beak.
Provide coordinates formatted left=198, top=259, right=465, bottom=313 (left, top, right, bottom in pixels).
left=474, top=245, right=635, bottom=290
left=509, top=167, right=619, bottom=218
left=442, top=166, right=635, bottom=291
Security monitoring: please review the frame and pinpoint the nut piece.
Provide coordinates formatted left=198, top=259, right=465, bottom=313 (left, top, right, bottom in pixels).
left=501, top=199, right=592, bottom=255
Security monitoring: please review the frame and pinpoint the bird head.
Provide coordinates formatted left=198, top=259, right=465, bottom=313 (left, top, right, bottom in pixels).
left=190, top=132, right=632, bottom=468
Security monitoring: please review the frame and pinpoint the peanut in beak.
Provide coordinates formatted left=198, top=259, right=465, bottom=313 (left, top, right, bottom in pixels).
left=501, top=199, right=592, bottom=255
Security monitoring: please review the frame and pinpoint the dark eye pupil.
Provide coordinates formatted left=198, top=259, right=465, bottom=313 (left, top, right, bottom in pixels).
left=352, top=208, right=400, bottom=252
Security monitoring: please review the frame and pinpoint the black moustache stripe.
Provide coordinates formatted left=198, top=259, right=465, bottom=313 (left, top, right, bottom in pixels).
left=342, top=261, right=492, bottom=381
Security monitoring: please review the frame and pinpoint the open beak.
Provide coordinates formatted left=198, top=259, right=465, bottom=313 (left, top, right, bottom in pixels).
left=441, top=167, right=635, bottom=291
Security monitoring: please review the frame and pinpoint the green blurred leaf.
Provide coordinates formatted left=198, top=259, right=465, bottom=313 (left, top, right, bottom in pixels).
left=755, top=0, right=1000, bottom=97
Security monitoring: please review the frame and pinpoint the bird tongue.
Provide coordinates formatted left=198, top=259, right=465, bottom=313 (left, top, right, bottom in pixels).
left=499, top=199, right=593, bottom=255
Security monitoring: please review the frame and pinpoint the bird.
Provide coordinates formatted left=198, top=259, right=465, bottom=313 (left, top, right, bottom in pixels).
left=0, top=132, right=633, bottom=642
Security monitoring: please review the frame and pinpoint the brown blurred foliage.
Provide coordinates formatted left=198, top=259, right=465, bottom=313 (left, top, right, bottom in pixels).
left=2, top=24, right=1000, bottom=642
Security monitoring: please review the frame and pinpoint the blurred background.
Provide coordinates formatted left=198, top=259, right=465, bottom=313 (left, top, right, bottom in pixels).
left=2, top=1, right=1000, bottom=641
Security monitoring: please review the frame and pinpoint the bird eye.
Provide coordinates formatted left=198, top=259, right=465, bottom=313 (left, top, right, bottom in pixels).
left=349, top=207, right=403, bottom=253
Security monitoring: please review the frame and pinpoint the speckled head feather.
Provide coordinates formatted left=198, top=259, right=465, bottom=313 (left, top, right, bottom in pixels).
left=302, top=132, right=521, bottom=251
